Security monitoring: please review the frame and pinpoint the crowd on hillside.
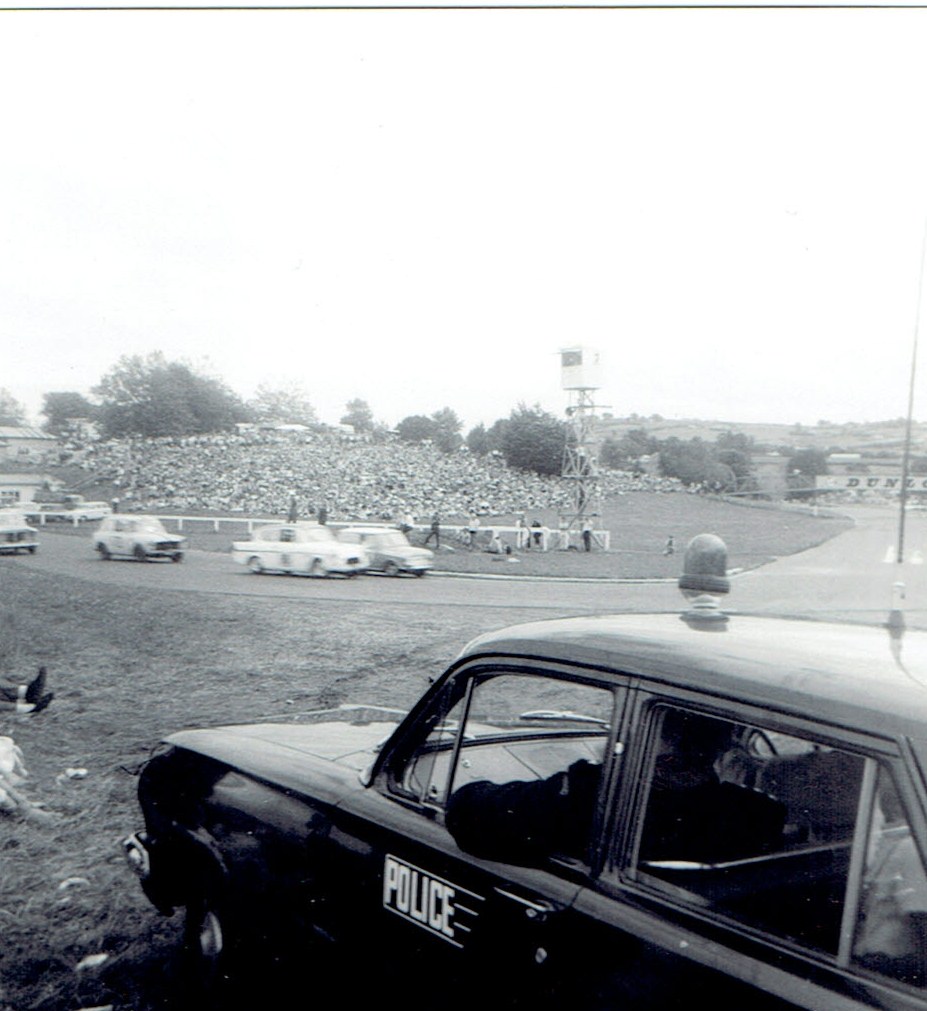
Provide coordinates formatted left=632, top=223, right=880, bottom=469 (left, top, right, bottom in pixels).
left=73, top=428, right=688, bottom=521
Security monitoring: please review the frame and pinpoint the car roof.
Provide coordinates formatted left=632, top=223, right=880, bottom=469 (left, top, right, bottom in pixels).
left=456, top=612, right=927, bottom=742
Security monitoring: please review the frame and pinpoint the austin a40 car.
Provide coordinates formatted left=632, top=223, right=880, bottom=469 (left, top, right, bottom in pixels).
left=123, top=590, right=927, bottom=1010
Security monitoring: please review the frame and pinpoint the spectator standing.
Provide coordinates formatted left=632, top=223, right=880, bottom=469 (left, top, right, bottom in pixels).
left=318, top=503, right=328, bottom=525
left=467, top=513, right=481, bottom=548
left=663, top=534, right=675, bottom=556
left=582, top=519, right=594, bottom=552
left=424, top=512, right=441, bottom=548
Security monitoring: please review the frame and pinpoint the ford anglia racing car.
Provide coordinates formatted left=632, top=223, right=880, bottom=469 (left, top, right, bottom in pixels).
left=123, top=588, right=927, bottom=1010
left=231, top=522, right=368, bottom=577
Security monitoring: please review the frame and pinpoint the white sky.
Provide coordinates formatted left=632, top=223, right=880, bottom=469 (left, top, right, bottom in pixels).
left=5, top=5, right=927, bottom=431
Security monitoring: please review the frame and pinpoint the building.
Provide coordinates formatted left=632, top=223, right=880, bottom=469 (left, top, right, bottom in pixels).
left=0, top=426, right=58, bottom=464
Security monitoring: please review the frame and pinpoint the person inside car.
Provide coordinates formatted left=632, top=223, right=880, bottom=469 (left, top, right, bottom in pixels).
left=639, top=711, right=787, bottom=865
left=446, top=758, right=602, bottom=865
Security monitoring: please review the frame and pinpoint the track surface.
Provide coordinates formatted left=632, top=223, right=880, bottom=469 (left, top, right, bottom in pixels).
left=10, top=505, right=927, bottom=626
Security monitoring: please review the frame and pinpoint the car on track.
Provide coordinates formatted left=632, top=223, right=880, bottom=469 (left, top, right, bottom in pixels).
left=121, top=546, right=927, bottom=1010
left=0, top=511, right=38, bottom=554
left=94, top=515, right=186, bottom=562
left=231, top=522, right=369, bottom=577
left=337, top=526, right=434, bottom=576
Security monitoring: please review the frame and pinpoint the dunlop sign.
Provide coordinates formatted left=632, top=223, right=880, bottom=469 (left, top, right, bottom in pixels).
left=815, top=475, right=927, bottom=491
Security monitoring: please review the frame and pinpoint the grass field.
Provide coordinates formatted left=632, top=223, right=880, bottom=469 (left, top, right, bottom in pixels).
left=0, top=493, right=853, bottom=1011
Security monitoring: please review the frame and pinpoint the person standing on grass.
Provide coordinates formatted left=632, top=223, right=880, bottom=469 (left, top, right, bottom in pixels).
left=582, top=519, right=594, bottom=552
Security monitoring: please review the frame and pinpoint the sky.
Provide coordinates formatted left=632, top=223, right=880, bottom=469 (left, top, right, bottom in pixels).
left=5, top=4, right=927, bottom=432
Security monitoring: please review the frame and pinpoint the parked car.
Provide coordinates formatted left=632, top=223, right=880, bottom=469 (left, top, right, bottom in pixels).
left=231, top=522, right=368, bottom=577
left=94, top=515, right=185, bottom=562
left=25, top=495, right=111, bottom=523
left=338, top=526, right=434, bottom=576
left=0, top=512, right=38, bottom=554
left=121, top=582, right=927, bottom=1009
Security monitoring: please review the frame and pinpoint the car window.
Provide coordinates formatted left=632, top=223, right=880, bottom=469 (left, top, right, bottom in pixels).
left=280, top=527, right=296, bottom=543
left=852, top=765, right=927, bottom=988
left=137, top=519, right=167, bottom=533
left=437, top=673, right=617, bottom=866
left=631, top=705, right=866, bottom=954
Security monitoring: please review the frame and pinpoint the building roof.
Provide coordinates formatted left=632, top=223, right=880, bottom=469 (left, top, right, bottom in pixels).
left=0, top=426, right=56, bottom=441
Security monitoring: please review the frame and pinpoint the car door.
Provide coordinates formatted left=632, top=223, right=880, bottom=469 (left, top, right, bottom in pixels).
left=325, top=661, right=630, bottom=1002
left=110, top=518, right=131, bottom=554
left=568, top=692, right=927, bottom=1011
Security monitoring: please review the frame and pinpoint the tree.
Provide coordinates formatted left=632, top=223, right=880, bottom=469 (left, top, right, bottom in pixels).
left=657, top=437, right=726, bottom=486
left=715, top=431, right=756, bottom=483
left=94, top=352, right=249, bottom=438
left=41, top=392, right=98, bottom=435
left=466, top=423, right=490, bottom=456
left=248, top=383, right=317, bottom=427
left=501, top=404, right=566, bottom=475
left=599, top=428, right=657, bottom=471
left=341, top=398, right=375, bottom=433
left=396, top=415, right=436, bottom=444
left=0, top=389, right=26, bottom=426
left=788, top=448, right=829, bottom=477
left=430, top=407, right=463, bottom=453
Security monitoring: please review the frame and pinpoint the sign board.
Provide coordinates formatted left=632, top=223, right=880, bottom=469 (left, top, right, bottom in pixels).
left=815, top=475, right=927, bottom=491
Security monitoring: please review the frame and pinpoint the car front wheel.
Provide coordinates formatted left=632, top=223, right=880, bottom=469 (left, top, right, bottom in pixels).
left=309, top=558, right=329, bottom=577
left=183, top=892, right=237, bottom=999
left=247, top=556, right=264, bottom=575
left=383, top=560, right=400, bottom=577
left=133, top=544, right=148, bottom=563
left=172, top=552, right=183, bottom=563
left=97, top=544, right=111, bottom=561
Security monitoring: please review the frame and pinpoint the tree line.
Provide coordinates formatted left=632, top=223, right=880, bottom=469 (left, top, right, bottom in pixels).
left=2, top=352, right=916, bottom=487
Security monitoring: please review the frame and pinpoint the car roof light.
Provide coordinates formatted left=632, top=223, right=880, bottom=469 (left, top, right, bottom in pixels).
left=678, top=533, right=730, bottom=625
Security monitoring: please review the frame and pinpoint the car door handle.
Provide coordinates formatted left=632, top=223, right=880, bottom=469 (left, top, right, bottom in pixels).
left=494, top=888, right=557, bottom=922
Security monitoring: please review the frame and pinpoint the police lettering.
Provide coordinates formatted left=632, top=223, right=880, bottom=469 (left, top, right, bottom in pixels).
left=383, top=856, right=456, bottom=939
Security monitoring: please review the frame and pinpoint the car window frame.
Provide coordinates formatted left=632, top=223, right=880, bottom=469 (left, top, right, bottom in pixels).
left=376, top=659, right=630, bottom=875
left=601, top=685, right=927, bottom=987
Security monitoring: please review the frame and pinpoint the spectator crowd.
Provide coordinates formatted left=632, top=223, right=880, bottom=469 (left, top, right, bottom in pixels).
left=73, top=428, right=688, bottom=522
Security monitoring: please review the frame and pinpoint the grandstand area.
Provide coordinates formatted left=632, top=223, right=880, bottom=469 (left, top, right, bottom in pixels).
left=69, top=427, right=687, bottom=521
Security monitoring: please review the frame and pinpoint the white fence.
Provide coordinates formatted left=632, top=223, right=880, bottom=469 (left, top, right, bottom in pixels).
left=29, top=510, right=611, bottom=550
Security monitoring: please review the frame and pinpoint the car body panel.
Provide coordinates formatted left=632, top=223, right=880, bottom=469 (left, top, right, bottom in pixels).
left=231, top=522, right=368, bottom=576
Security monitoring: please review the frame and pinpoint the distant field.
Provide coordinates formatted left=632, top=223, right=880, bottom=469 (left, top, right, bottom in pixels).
left=0, top=492, right=854, bottom=1011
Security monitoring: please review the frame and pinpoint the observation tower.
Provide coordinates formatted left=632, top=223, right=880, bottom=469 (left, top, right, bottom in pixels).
left=559, top=346, right=606, bottom=542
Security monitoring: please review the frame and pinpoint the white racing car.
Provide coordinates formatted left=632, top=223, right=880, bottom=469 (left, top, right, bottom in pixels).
left=232, top=522, right=369, bottom=577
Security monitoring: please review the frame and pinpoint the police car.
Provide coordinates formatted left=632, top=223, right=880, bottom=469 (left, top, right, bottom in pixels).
left=122, top=536, right=927, bottom=1009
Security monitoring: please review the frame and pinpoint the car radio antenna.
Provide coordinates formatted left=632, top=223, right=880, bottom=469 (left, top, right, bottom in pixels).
left=896, top=218, right=927, bottom=566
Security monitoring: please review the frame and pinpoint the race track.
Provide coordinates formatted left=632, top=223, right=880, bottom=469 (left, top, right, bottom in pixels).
left=9, top=505, right=927, bottom=625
